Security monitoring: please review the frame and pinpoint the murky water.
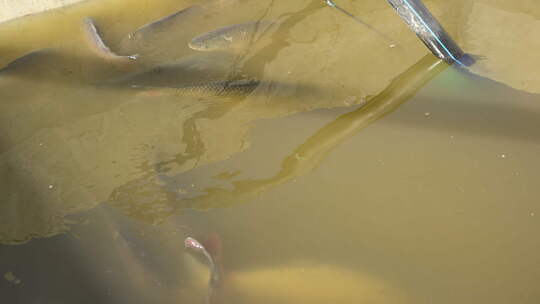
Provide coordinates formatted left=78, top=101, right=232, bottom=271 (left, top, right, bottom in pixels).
left=1, top=0, right=540, bottom=303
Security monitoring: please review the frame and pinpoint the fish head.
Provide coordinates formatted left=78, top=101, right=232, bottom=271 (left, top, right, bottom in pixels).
left=185, top=237, right=206, bottom=253
left=188, top=39, right=211, bottom=51
left=189, top=34, right=234, bottom=51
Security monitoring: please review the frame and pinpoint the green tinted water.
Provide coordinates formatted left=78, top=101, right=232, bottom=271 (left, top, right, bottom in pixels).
left=1, top=0, right=540, bottom=303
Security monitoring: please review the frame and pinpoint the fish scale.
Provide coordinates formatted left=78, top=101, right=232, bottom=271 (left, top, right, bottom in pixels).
left=135, top=79, right=260, bottom=98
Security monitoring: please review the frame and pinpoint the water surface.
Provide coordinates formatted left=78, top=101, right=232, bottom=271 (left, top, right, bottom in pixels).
left=1, top=0, right=540, bottom=303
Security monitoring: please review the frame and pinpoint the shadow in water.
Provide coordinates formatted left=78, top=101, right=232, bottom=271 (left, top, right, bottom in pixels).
left=108, top=54, right=447, bottom=220
left=384, top=69, right=540, bottom=143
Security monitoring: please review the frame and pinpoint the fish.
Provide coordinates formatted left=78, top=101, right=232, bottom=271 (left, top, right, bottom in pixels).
left=118, top=5, right=205, bottom=60
left=134, top=79, right=260, bottom=99
left=119, top=0, right=240, bottom=58
left=126, top=5, right=205, bottom=43
left=82, top=17, right=138, bottom=62
left=0, top=49, right=87, bottom=84
left=323, top=0, right=397, bottom=45
left=0, top=49, right=54, bottom=74
left=97, top=52, right=239, bottom=87
left=184, top=236, right=410, bottom=304
left=189, top=21, right=275, bottom=52
left=185, top=237, right=221, bottom=288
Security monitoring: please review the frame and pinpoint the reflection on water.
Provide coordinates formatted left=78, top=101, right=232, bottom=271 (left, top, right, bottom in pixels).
left=1, top=0, right=540, bottom=303
left=109, top=54, right=446, bottom=218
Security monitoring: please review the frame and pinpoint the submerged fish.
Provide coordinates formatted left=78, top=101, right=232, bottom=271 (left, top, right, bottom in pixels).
left=135, top=79, right=260, bottom=98
left=0, top=49, right=86, bottom=83
left=0, top=49, right=53, bottom=74
left=82, top=17, right=138, bottom=62
left=126, top=5, right=204, bottom=43
left=185, top=237, right=221, bottom=288
left=189, top=21, right=274, bottom=51
left=98, top=52, right=239, bottom=87
left=119, top=0, right=240, bottom=58
left=184, top=236, right=410, bottom=304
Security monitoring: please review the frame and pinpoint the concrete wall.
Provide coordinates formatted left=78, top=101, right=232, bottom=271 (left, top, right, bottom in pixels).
left=0, top=0, right=86, bottom=23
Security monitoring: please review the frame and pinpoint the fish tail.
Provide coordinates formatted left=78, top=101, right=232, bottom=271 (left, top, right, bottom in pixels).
left=200, top=233, right=224, bottom=287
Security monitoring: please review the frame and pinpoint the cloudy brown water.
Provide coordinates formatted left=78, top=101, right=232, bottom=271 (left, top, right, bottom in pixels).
left=1, top=0, right=540, bottom=303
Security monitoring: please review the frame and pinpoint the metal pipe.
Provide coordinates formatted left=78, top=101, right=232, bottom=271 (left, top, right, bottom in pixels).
left=386, top=0, right=473, bottom=66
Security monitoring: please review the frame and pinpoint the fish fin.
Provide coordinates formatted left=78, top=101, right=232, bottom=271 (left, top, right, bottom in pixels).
left=0, top=49, right=54, bottom=73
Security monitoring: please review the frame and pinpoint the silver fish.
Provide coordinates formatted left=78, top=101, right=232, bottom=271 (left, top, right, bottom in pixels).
left=82, top=17, right=138, bottom=62
left=135, top=78, right=260, bottom=98
left=189, top=21, right=274, bottom=51
left=119, top=2, right=237, bottom=58
left=184, top=237, right=220, bottom=286
left=126, top=5, right=204, bottom=43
